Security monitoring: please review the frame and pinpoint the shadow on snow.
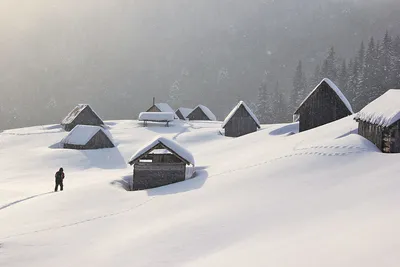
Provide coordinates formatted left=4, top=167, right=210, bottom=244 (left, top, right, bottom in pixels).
left=111, top=166, right=209, bottom=195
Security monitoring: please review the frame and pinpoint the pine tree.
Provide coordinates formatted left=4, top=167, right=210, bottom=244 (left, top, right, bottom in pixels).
left=347, top=58, right=359, bottom=109
left=326, top=46, right=338, bottom=81
left=256, top=75, right=271, bottom=124
left=379, top=30, right=393, bottom=93
left=290, top=60, right=307, bottom=112
left=338, top=59, right=348, bottom=93
left=356, top=41, right=365, bottom=92
left=391, top=36, right=400, bottom=89
left=272, top=81, right=286, bottom=122
left=168, top=80, right=181, bottom=107
left=310, top=64, right=322, bottom=88
left=362, top=37, right=379, bottom=105
left=320, top=47, right=338, bottom=82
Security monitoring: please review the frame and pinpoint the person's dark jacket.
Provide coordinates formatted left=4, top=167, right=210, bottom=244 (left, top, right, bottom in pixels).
left=55, top=171, right=65, bottom=183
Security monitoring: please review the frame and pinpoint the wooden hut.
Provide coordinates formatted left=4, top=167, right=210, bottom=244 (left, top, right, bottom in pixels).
left=128, top=137, right=195, bottom=190
left=186, top=105, right=217, bottom=121
left=175, top=107, right=193, bottom=120
left=60, top=125, right=114, bottom=150
left=61, top=104, right=104, bottom=131
left=222, top=101, right=261, bottom=137
left=355, top=89, right=400, bottom=153
left=294, top=78, right=353, bottom=132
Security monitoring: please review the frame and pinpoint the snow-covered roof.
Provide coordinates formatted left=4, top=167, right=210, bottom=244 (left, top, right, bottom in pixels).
left=176, top=107, right=193, bottom=118
left=62, top=104, right=103, bottom=125
left=222, top=101, right=260, bottom=128
left=129, top=136, right=195, bottom=165
left=62, top=104, right=88, bottom=125
left=138, top=112, right=175, bottom=121
left=354, top=89, right=400, bottom=127
left=190, top=105, right=217, bottom=121
left=60, top=125, right=113, bottom=145
left=295, top=78, right=353, bottom=114
left=154, top=103, right=175, bottom=113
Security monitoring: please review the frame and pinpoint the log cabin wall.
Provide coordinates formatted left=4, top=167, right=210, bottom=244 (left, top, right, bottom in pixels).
left=133, top=162, right=186, bottom=190
left=298, top=84, right=352, bottom=132
left=187, top=107, right=210, bottom=121
left=225, top=105, right=258, bottom=137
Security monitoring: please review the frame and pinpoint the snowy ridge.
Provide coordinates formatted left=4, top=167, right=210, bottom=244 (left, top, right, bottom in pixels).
left=296, top=78, right=353, bottom=114
left=176, top=107, right=193, bottom=119
left=138, top=112, right=175, bottom=121
left=354, top=89, right=400, bottom=127
left=222, top=101, right=260, bottom=128
left=2, top=117, right=400, bottom=267
left=128, top=136, right=195, bottom=165
left=60, top=125, right=113, bottom=145
left=193, top=105, right=217, bottom=121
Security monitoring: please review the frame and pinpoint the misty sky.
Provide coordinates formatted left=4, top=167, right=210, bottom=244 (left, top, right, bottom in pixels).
left=0, top=0, right=399, bottom=130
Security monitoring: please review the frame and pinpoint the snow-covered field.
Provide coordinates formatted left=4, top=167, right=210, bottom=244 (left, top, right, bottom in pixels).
left=1, top=118, right=400, bottom=267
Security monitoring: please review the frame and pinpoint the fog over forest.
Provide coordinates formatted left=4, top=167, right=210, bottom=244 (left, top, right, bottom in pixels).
left=0, top=0, right=399, bottom=130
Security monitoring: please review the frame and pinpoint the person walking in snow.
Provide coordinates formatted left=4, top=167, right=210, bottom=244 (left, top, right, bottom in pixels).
left=54, top=167, right=65, bottom=192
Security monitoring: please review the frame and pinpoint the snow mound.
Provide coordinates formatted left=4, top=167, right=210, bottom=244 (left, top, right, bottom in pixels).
left=354, top=89, right=400, bottom=127
left=222, top=101, right=260, bottom=128
left=138, top=112, right=175, bottom=121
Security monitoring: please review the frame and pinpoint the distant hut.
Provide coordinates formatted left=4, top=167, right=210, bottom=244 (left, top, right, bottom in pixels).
left=128, top=137, right=195, bottom=190
left=61, top=104, right=104, bottom=131
left=186, top=105, right=217, bottom=121
left=355, top=89, right=400, bottom=153
left=294, top=78, right=353, bottom=132
left=222, top=101, right=261, bottom=137
left=60, top=125, right=114, bottom=150
left=175, top=107, right=193, bottom=120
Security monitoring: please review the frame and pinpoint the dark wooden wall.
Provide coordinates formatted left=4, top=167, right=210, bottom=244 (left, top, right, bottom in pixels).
left=187, top=107, right=210, bottom=121
left=392, top=121, right=400, bottom=153
left=358, top=120, right=400, bottom=153
left=298, top=84, right=352, bottom=132
left=224, top=105, right=258, bottom=137
left=63, top=130, right=114, bottom=150
left=64, top=107, right=104, bottom=131
left=176, top=110, right=185, bottom=120
left=358, top=121, right=384, bottom=151
left=133, top=163, right=186, bottom=190
left=146, top=105, right=161, bottom=112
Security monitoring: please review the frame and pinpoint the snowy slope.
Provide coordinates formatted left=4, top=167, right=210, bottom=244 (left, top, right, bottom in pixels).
left=1, top=117, right=400, bottom=267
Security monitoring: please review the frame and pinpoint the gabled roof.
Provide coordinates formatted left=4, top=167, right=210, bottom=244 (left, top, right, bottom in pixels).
left=176, top=107, right=193, bottom=118
left=294, top=78, right=353, bottom=114
left=128, top=136, right=195, bottom=165
left=189, top=105, right=217, bottom=121
left=222, top=101, right=260, bottom=128
left=154, top=103, right=175, bottom=113
left=355, top=89, right=400, bottom=127
left=60, top=125, right=113, bottom=146
left=62, top=104, right=103, bottom=125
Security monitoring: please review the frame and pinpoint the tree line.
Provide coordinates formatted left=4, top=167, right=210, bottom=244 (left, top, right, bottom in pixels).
left=256, top=31, right=400, bottom=124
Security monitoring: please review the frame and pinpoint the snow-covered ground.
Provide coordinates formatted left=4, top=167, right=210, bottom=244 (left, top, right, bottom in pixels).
left=1, top=117, right=400, bottom=267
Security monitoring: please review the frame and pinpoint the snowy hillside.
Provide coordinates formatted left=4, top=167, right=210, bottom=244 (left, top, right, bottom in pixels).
left=1, top=118, right=400, bottom=267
